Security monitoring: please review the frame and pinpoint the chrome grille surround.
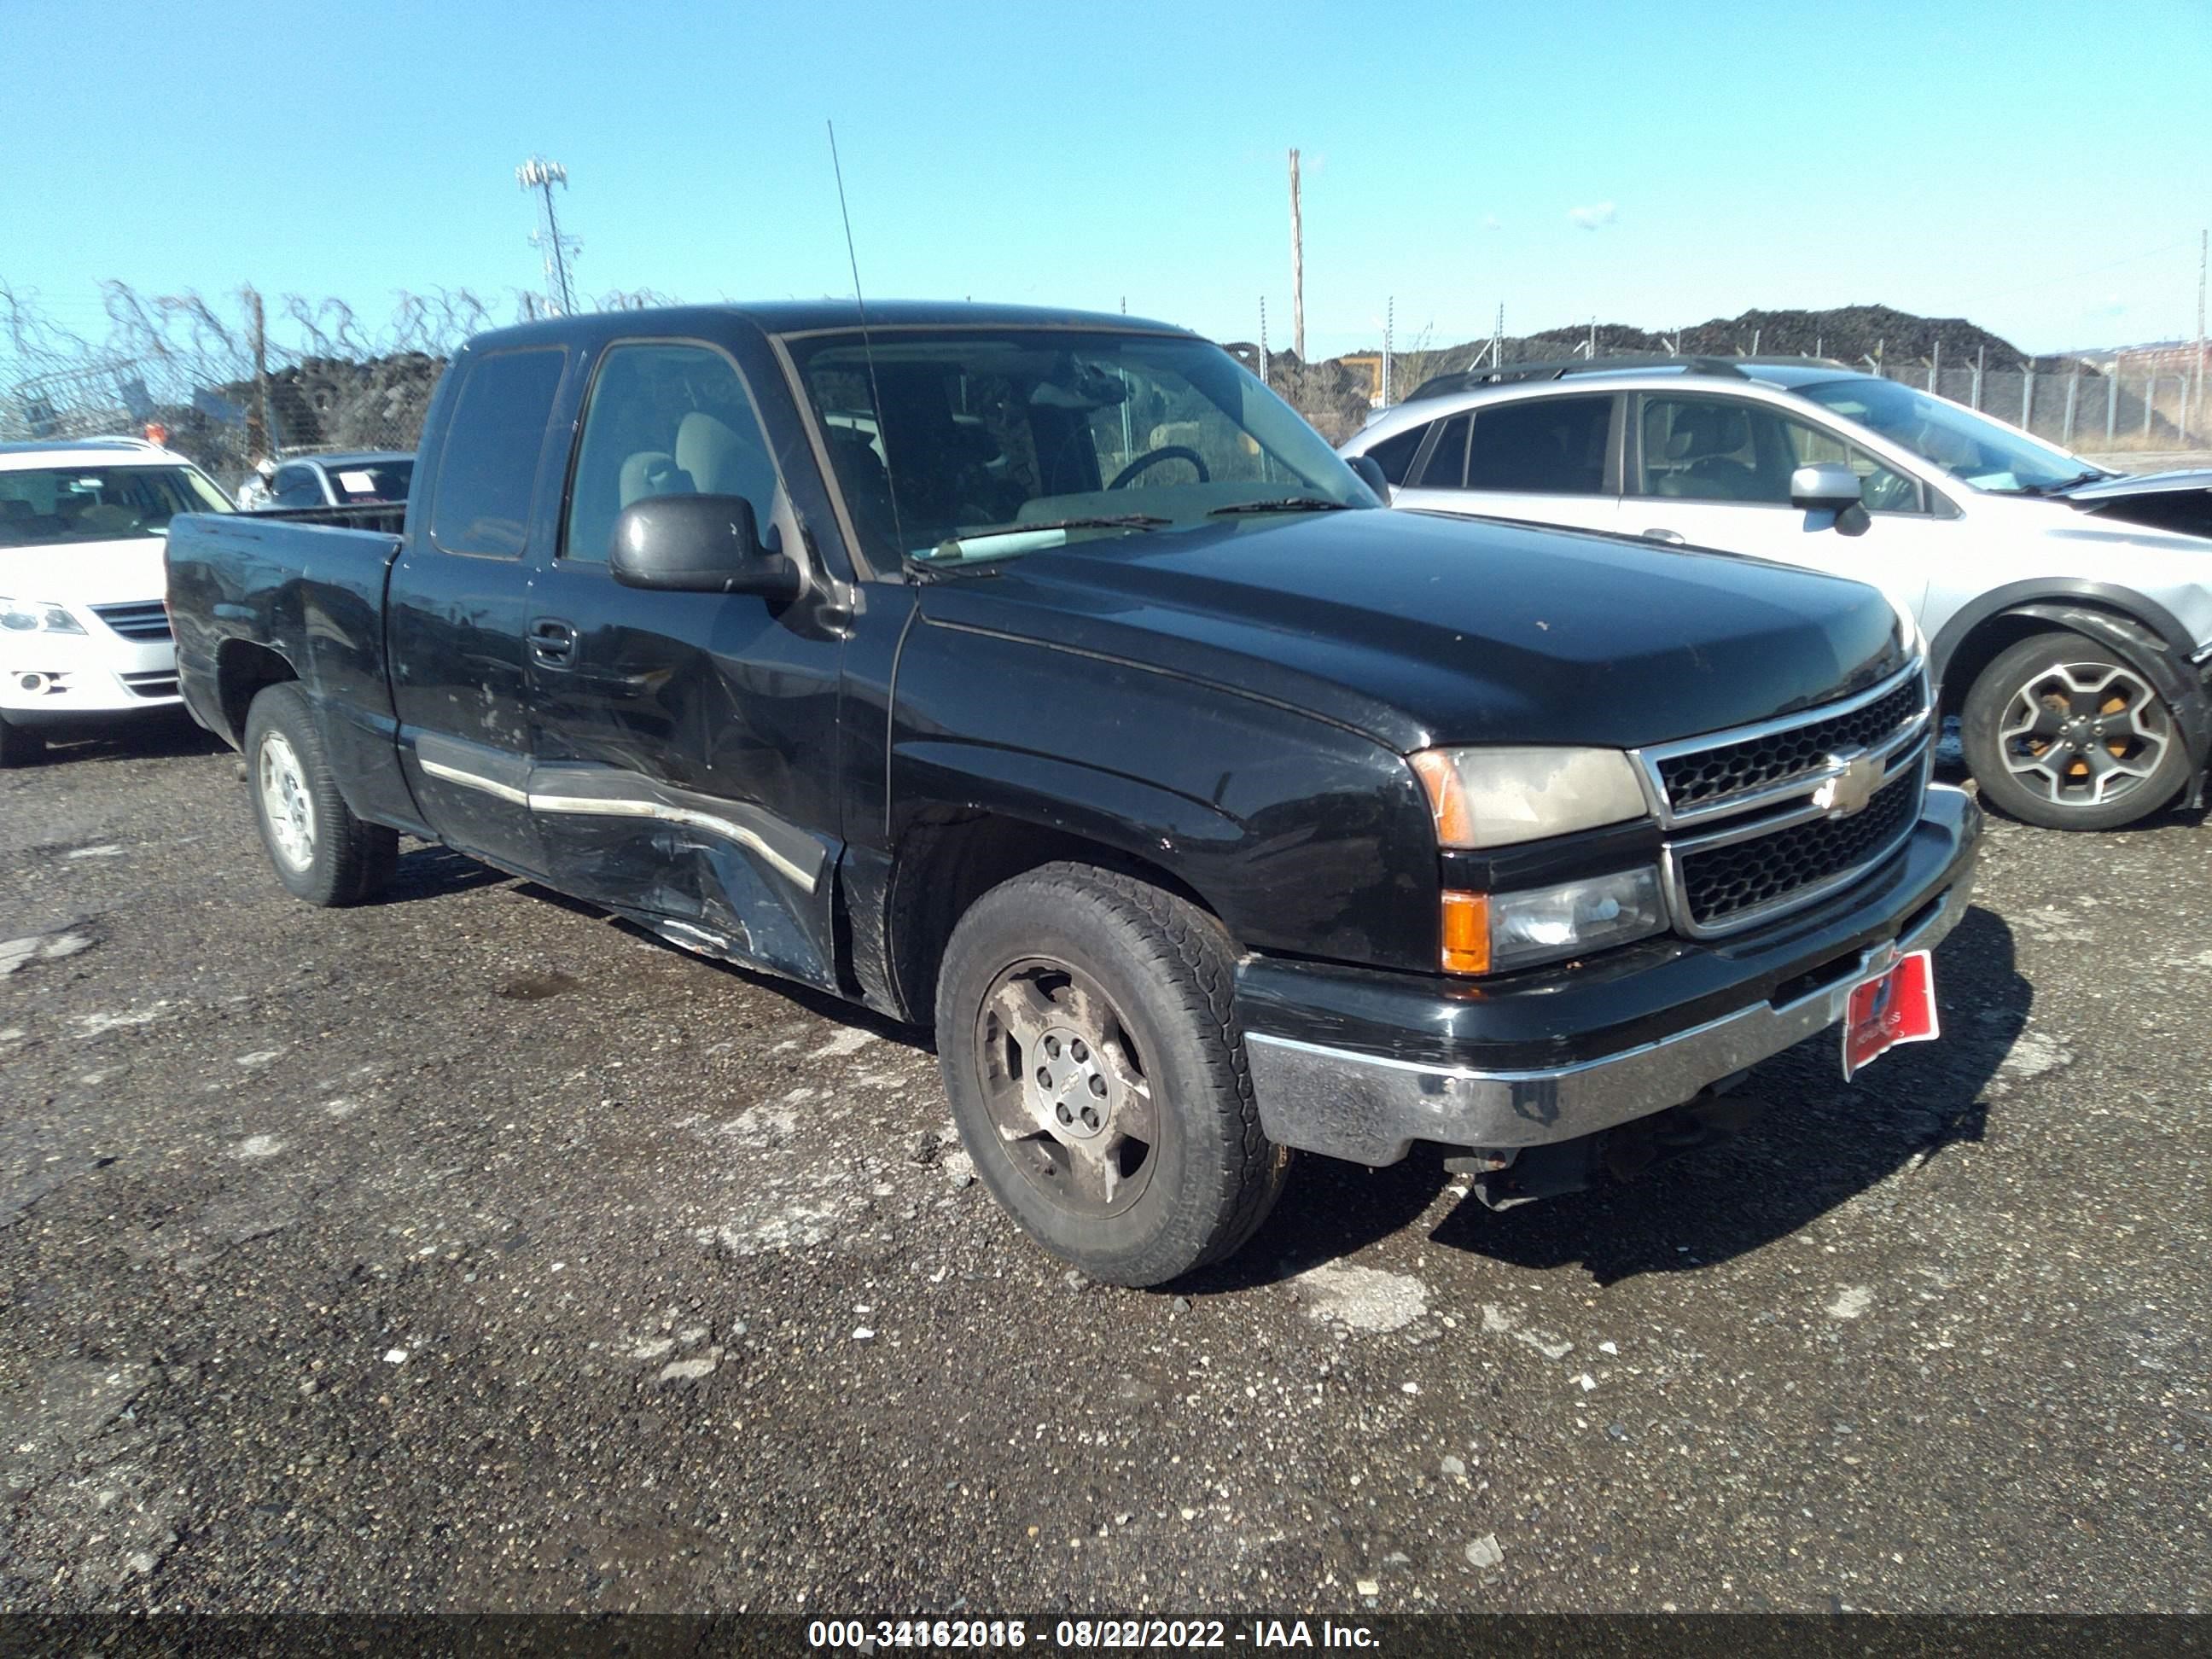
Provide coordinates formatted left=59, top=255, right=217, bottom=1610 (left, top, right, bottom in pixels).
left=1630, top=661, right=1933, bottom=939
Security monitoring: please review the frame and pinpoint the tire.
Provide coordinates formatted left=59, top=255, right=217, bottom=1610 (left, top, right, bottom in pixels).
left=1961, top=631, right=2192, bottom=831
left=934, top=862, right=1290, bottom=1288
left=242, top=682, right=399, bottom=905
left=0, top=717, right=45, bottom=768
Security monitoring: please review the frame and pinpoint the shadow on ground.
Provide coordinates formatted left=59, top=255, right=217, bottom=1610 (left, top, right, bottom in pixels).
left=15, top=713, right=224, bottom=768
left=1202, top=905, right=2030, bottom=1292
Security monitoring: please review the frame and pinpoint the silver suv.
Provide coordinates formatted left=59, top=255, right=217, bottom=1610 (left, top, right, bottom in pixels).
left=1340, top=358, right=2212, bottom=831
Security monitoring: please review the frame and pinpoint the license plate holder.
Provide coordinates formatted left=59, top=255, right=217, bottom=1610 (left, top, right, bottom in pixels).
left=1841, top=948, right=1940, bottom=1080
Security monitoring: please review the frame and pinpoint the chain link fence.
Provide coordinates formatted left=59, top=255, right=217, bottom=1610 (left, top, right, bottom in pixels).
left=0, top=284, right=475, bottom=492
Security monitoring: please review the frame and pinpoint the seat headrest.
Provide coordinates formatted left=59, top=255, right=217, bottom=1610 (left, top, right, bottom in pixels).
left=1663, top=404, right=1749, bottom=460
left=618, top=450, right=690, bottom=509
left=676, top=410, right=757, bottom=498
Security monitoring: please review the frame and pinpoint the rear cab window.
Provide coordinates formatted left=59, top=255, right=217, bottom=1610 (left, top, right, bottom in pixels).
left=427, top=347, right=568, bottom=557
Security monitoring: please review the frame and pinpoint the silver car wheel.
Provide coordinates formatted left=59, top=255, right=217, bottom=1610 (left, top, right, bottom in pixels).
left=257, top=731, right=317, bottom=870
left=1997, top=660, right=2172, bottom=808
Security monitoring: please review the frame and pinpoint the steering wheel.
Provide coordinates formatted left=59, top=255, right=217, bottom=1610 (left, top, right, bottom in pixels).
left=1109, top=446, right=1209, bottom=489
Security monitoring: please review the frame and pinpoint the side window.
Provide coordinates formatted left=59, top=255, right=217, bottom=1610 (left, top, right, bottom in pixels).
left=1413, top=414, right=1470, bottom=488
left=1637, top=397, right=1796, bottom=504
left=1466, top=396, right=1611, bottom=495
left=1779, top=416, right=1923, bottom=513
left=271, top=466, right=321, bottom=507
left=563, top=342, right=782, bottom=565
left=427, top=347, right=567, bottom=557
left=1363, top=423, right=1425, bottom=486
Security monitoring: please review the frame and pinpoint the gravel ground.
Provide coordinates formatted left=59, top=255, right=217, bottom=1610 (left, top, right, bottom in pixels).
left=2, top=715, right=2208, bottom=1615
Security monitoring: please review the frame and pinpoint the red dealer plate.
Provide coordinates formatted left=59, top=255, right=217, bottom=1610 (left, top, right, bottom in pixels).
left=1841, top=948, right=1940, bottom=1080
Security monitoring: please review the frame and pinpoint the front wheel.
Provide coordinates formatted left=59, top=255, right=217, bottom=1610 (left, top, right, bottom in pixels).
left=934, top=863, right=1289, bottom=1287
left=1960, top=631, right=2192, bottom=830
left=242, top=682, right=399, bottom=905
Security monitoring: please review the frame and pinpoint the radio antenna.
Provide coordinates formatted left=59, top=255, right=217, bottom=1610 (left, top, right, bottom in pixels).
left=826, top=119, right=909, bottom=562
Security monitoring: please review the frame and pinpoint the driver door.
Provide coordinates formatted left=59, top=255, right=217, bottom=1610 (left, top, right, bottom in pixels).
left=1627, top=393, right=1936, bottom=625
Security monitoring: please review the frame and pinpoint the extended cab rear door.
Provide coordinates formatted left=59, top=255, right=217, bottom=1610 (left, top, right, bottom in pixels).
left=520, top=335, right=846, bottom=990
left=387, top=344, right=570, bottom=877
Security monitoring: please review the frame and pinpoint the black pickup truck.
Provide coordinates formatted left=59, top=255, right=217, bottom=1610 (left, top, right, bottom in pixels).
left=166, top=302, right=1981, bottom=1286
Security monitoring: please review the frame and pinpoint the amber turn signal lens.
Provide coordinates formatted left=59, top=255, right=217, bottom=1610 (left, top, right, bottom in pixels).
left=1409, top=750, right=1476, bottom=847
left=1440, top=889, right=1491, bottom=975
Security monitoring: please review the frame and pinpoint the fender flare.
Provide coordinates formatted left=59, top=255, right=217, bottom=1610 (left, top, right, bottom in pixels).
left=1982, top=601, right=2210, bottom=810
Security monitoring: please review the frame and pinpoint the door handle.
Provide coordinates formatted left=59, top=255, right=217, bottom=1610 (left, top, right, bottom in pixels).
left=1641, top=528, right=1685, bottom=544
left=528, top=617, right=578, bottom=667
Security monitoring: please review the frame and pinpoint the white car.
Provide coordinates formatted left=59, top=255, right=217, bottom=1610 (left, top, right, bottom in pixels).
left=1339, top=358, right=2212, bottom=831
left=0, top=438, right=233, bottom=765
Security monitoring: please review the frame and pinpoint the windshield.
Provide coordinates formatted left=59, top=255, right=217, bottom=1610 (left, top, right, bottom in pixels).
left=324, top=459, right=413, bottom=503
left=785, top=328, right=1378, bottom=567
left=1797, top=377, right=2103, bottom=494
left=0, top=464, right=231, bottom=549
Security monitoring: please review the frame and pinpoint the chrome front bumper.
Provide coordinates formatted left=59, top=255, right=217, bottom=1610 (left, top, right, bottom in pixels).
left=1243, top=788, right=1979, bottom=1167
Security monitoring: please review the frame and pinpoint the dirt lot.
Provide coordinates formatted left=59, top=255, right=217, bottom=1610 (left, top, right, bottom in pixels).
left=2, top=718, right=2208, bottom=1615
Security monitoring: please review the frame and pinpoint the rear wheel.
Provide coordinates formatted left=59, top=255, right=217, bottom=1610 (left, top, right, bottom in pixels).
left=243, top=682, right=399, bottom=905
left=1961, top=631, right=2191, bottom=830
left=0, top=718, right=45, bottom=768
left=935, top=863, right=1289, bottom=1287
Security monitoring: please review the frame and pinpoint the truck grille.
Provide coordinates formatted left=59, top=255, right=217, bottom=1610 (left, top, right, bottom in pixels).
left=93, top=601, right=172, bottom=642
left=1657, top=676, right=1925, bottom=813
left=1635, top=662, right=1931, bottom=939
left=1678, top=769, right=1921, bottom=928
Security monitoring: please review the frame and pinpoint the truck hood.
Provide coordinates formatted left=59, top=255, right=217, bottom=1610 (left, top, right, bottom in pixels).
left=0, top=536, right=168, bottom=608
left=917, top=509, right=1906, bottom=752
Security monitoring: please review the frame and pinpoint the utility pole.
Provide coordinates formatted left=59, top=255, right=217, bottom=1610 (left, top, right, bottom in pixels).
left=1287, top=149, right=1305, bottom=362
left=2185, top=225, right=2206, bottom=431
left=1382, top=296, right=1394, bottom=406
left=516, top=155, right=580, bottom=316
left=244, top=285, right=271, bottom=460
left=1259, top=297, right=1269, bottom=388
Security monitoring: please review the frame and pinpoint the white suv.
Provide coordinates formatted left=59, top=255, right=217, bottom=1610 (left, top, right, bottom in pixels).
left=0, top=438, right=233, bottom=765
left=1340, top=358, right=2212, bottom=831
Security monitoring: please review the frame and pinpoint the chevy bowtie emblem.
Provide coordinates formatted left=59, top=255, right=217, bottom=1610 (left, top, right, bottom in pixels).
left=1812, top=750, right=1883, bottom=818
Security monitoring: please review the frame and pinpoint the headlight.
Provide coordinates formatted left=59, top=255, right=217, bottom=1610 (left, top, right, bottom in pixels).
left=1409, top=746, right=1648, bottom=849
left=1885, top=592, right=1927, bottom=664
left=0, top=597, right=85, bottom=635
left=1441, top=866, right=1669, bottom=975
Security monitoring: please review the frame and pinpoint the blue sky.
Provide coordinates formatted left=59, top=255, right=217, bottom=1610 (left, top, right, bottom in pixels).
left=4, top=0, right=2208, bottom=358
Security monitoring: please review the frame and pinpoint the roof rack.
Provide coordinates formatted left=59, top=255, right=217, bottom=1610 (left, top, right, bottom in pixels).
left=1404, top=353, right=1850, bottom=403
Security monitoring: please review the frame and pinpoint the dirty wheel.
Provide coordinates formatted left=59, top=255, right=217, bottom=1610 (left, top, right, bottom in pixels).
left=0, top=717, right=45, bottom=768
left=243, top=682, right=399, bottom=905
left=1962, top=632, right=2190, bottom=831
left=935, top=863, right=1289, bottom=1287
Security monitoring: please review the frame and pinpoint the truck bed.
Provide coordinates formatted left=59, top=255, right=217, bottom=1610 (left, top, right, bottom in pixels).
left=166, top=510, right=413, bottom=824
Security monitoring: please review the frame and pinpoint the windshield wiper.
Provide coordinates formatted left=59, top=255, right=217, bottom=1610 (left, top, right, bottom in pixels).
left=923, top=514, right=1170, bottom=554
left=2014, top=469, right=2110, bottom=497
left=1206, top=497, right=1358, bottom=516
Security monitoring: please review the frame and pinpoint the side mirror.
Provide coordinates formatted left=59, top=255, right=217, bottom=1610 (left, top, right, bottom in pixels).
left=609, top=494, right=801, bottom=598
left=1347, top=452, right=1393, bottom=503
left=1790, top=463, right=1863, bottom=513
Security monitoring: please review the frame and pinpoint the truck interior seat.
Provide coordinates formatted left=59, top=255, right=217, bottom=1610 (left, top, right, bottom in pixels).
left=618, top=451, right=692, bottom=509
